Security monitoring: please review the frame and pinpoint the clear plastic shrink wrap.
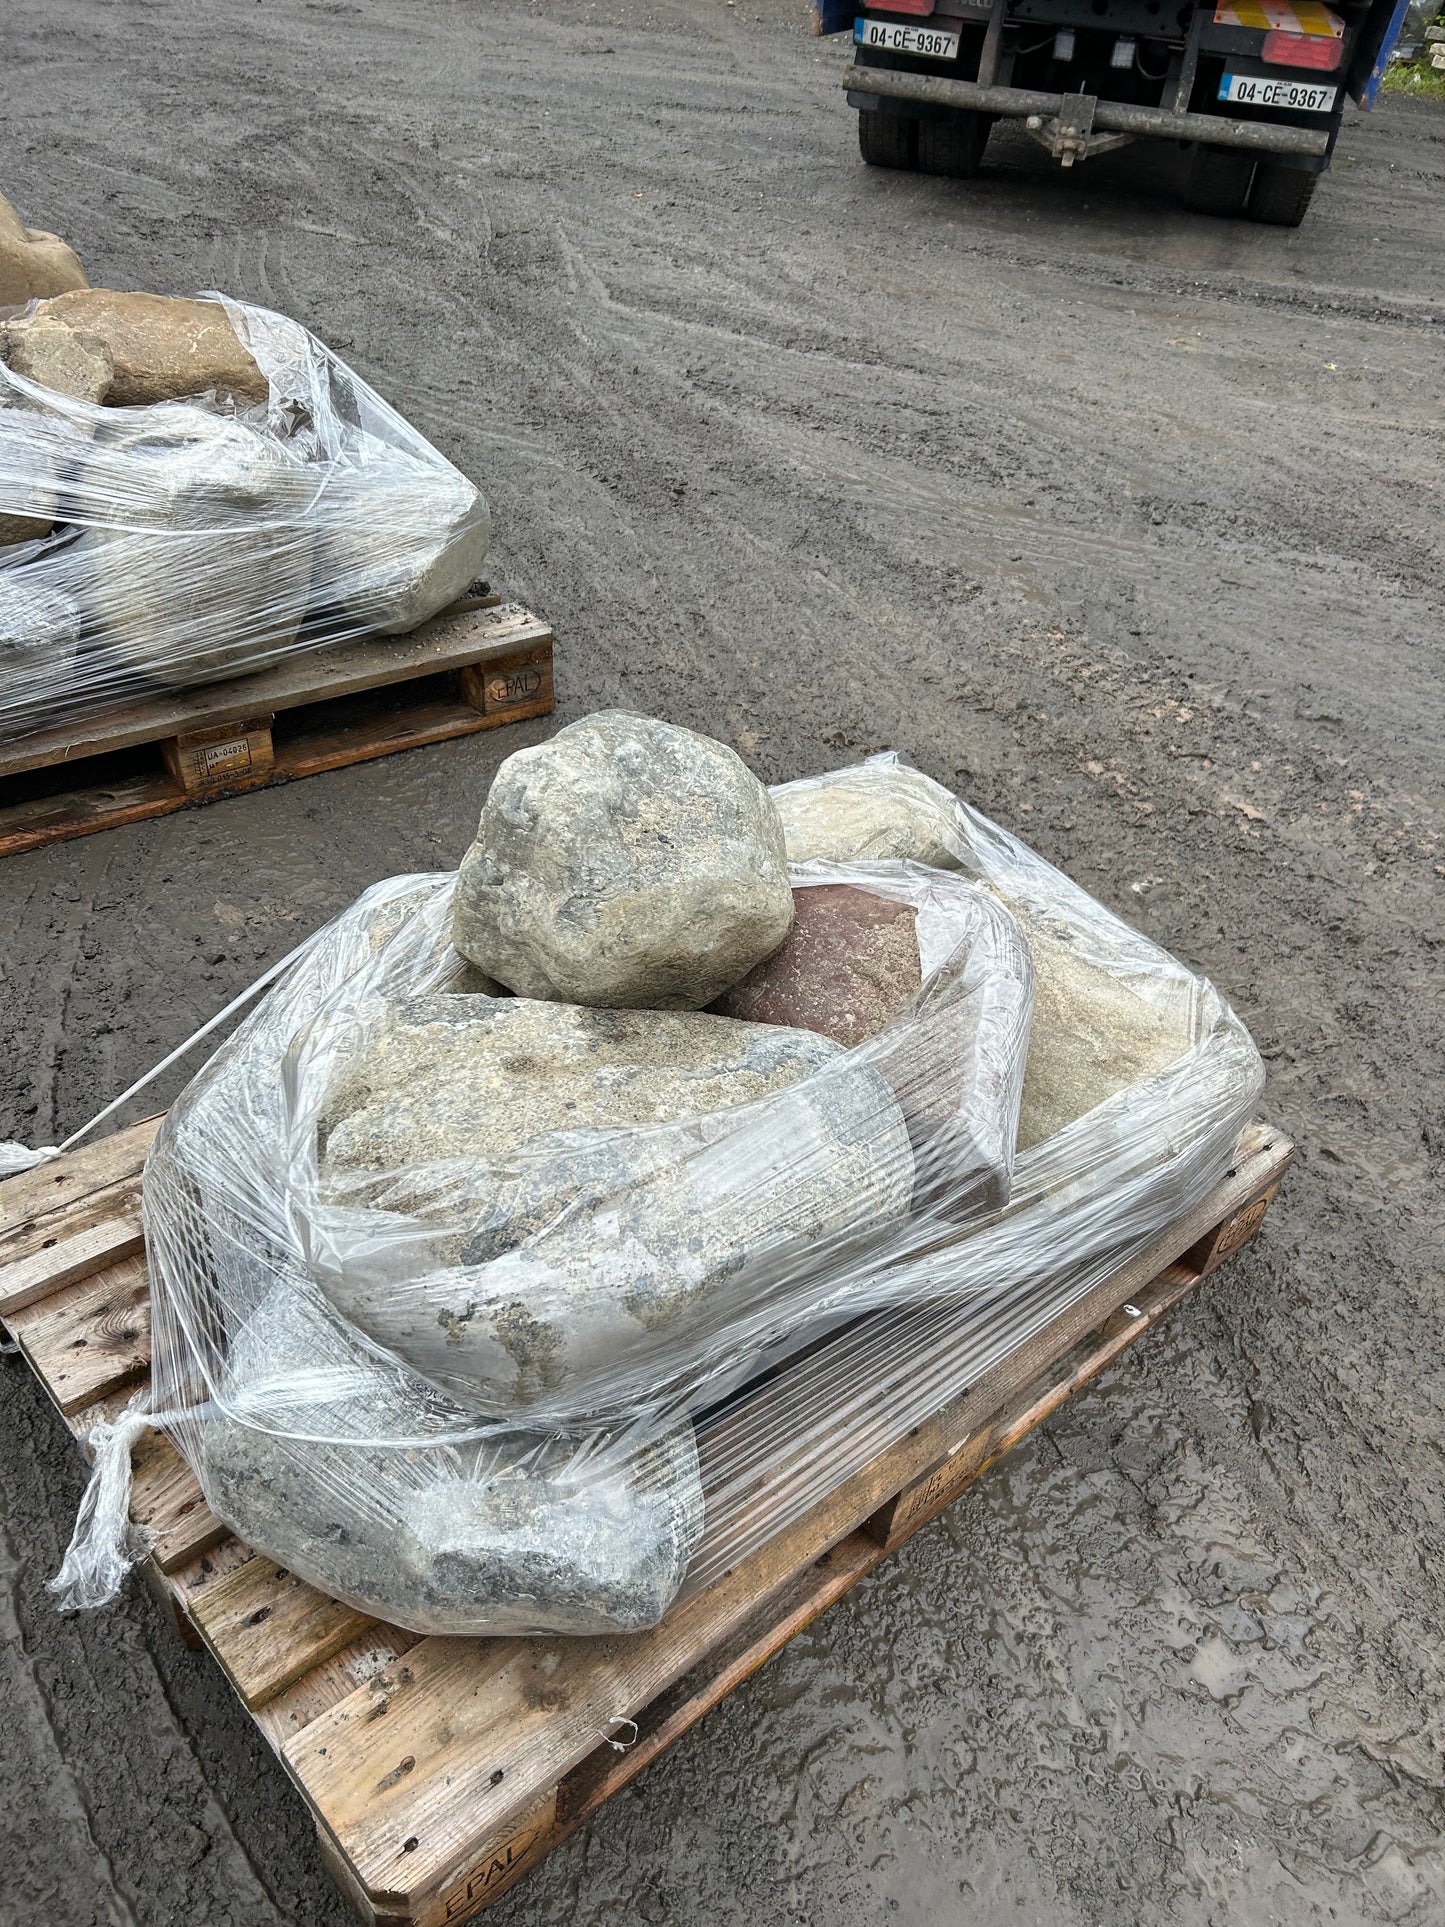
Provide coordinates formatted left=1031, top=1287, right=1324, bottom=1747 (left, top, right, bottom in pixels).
left=0, top=295, right=490, bottom=738
left=56, top=748, right=1263, bottom=1639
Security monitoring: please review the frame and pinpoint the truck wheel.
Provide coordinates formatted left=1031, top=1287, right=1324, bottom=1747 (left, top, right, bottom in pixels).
left=1248, top=162, right=1318, bottom=227
left=917, top=113, right=992, bottom=179
left=858, top=111, right=919, bottom=170
left=1184, top=145, right=1255, bottom=217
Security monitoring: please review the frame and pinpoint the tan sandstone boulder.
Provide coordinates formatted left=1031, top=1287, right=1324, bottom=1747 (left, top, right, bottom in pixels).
left=0, top=194, right=87, bottom=306
left=20, top=290, right=267, bottom=406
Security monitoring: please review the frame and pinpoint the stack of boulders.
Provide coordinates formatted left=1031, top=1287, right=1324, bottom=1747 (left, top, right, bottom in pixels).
left=190, top=715, right=1045, bottom=1635
left=0, top=203, right=490, bottom=732
left=164, top=718, right=1220, bottom=1638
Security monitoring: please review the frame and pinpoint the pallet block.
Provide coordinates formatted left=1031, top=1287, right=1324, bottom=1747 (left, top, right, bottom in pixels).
left=0, top=1116, right=1292, bottom=1922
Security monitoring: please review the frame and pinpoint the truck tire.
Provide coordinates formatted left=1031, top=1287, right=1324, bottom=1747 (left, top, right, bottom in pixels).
left=858, top=111, right=919, bottom=170
left=1184, top=145, right=1255, bottom=217
left=1248, top=161, right=1318, bottom=227
left=917, top=112, right=993, bottom=179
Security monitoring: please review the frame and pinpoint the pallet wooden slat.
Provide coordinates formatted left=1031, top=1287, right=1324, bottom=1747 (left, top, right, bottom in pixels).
left=8, top=1251, right=151, bottom=1413
left=254, top=1625, right=427, bottom=1754
left=0, top=1115, right=160, bottom=1262
left=130, top=1434, right=230, bottom=1573
left=0, top=597, right=553, bottom=858
left=0, top=1215, right=144, bottom=1316
left=0, top=1115, right=1292, bottom=1926
left=188, top=1556, right=381, bottom=1710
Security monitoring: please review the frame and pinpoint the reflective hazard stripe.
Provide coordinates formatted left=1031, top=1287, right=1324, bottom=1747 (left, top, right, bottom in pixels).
left=1212, top=0, right=1343, bottom=34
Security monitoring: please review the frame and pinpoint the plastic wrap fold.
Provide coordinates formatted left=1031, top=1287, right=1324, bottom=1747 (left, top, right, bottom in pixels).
left=0, top=295, right=490, bottom=738
left=57, top=759, right=1263, bottom=1639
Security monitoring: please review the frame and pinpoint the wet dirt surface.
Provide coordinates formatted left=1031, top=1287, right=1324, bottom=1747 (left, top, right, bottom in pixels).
left=2, top=1, right=1443, bottom=1922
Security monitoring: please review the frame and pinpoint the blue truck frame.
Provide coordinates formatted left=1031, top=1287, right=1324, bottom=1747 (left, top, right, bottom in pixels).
left=819, top=0, right=1412, bottom=219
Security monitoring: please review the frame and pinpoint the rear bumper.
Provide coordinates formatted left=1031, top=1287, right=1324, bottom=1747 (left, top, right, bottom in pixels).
left=843, top=60, right=1332, bottom=156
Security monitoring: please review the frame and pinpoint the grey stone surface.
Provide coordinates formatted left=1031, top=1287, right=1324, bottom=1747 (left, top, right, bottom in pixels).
left=773, top=765, right=964, bottom=869
left=196, top=1284, right=703, bottom=1636
left=0, top=574, right=81, bottom=731
left=308, top=440, right=491, bottom=636
left=452, top=711, right=794, bottom=1009
left=74, top=404, right=313, bottom=687
left=313, top=992, right=915, bottom=1413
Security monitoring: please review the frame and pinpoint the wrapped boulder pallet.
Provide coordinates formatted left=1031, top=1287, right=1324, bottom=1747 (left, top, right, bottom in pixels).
left=53, top=718, right=1263, bottom=1644
left=0, top=291, right=490, bottom=738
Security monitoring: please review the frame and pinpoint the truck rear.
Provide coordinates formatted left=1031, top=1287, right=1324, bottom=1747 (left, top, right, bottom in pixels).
left=820, top=0, right=1411, bottom=223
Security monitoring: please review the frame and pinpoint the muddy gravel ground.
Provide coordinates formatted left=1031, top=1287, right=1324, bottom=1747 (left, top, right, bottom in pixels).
left=2, top=1, right=1443, bottom=1923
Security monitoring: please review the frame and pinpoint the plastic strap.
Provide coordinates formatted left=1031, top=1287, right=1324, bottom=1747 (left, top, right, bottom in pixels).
left=0, top=927, right=323, bottom=1184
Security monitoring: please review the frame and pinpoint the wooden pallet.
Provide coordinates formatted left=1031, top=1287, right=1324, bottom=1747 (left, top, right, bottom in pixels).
left=0, top=1117, right=1291, bottom=1925
left=0, top=592, right=554, bottom=858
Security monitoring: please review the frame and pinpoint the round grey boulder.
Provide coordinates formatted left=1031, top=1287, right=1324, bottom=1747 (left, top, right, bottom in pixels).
left=452, top=711, right=794, bottom=1009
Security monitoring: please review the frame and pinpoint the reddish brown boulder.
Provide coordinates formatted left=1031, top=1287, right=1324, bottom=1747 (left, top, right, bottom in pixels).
left=714, top=880, right=1019, bottom=1215
left=712, top=884, right=920, bottom=1046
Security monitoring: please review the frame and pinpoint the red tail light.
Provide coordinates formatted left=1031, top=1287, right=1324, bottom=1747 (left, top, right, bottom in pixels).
left=1261, top=28, right=1341, bottom=67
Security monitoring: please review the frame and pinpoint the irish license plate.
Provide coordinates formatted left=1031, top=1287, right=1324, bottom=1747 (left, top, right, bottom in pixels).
left=1218, top=72, right=1337, bottom=111
left=856, top=17, right=962, bottom=59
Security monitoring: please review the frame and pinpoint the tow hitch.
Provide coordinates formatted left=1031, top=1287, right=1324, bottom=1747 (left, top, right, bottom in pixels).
left=1024, top=93, right=1134, bottom=166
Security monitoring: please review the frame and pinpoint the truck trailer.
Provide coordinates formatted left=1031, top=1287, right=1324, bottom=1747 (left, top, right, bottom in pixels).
left=818, top=0, right=1412, bottom=223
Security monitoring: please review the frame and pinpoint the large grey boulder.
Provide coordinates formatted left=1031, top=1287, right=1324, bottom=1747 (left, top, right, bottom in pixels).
left=311, top=993, right=915, bottom=1415
left=73, top=405, right=313, bottom=686
left=197, top=1284, right=703, bottom=1636
left=308, top=436, right=491, bottom=637
left=773, top=763, right=964, bottom=869
left=452, top=712, right=794, bottom=1009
